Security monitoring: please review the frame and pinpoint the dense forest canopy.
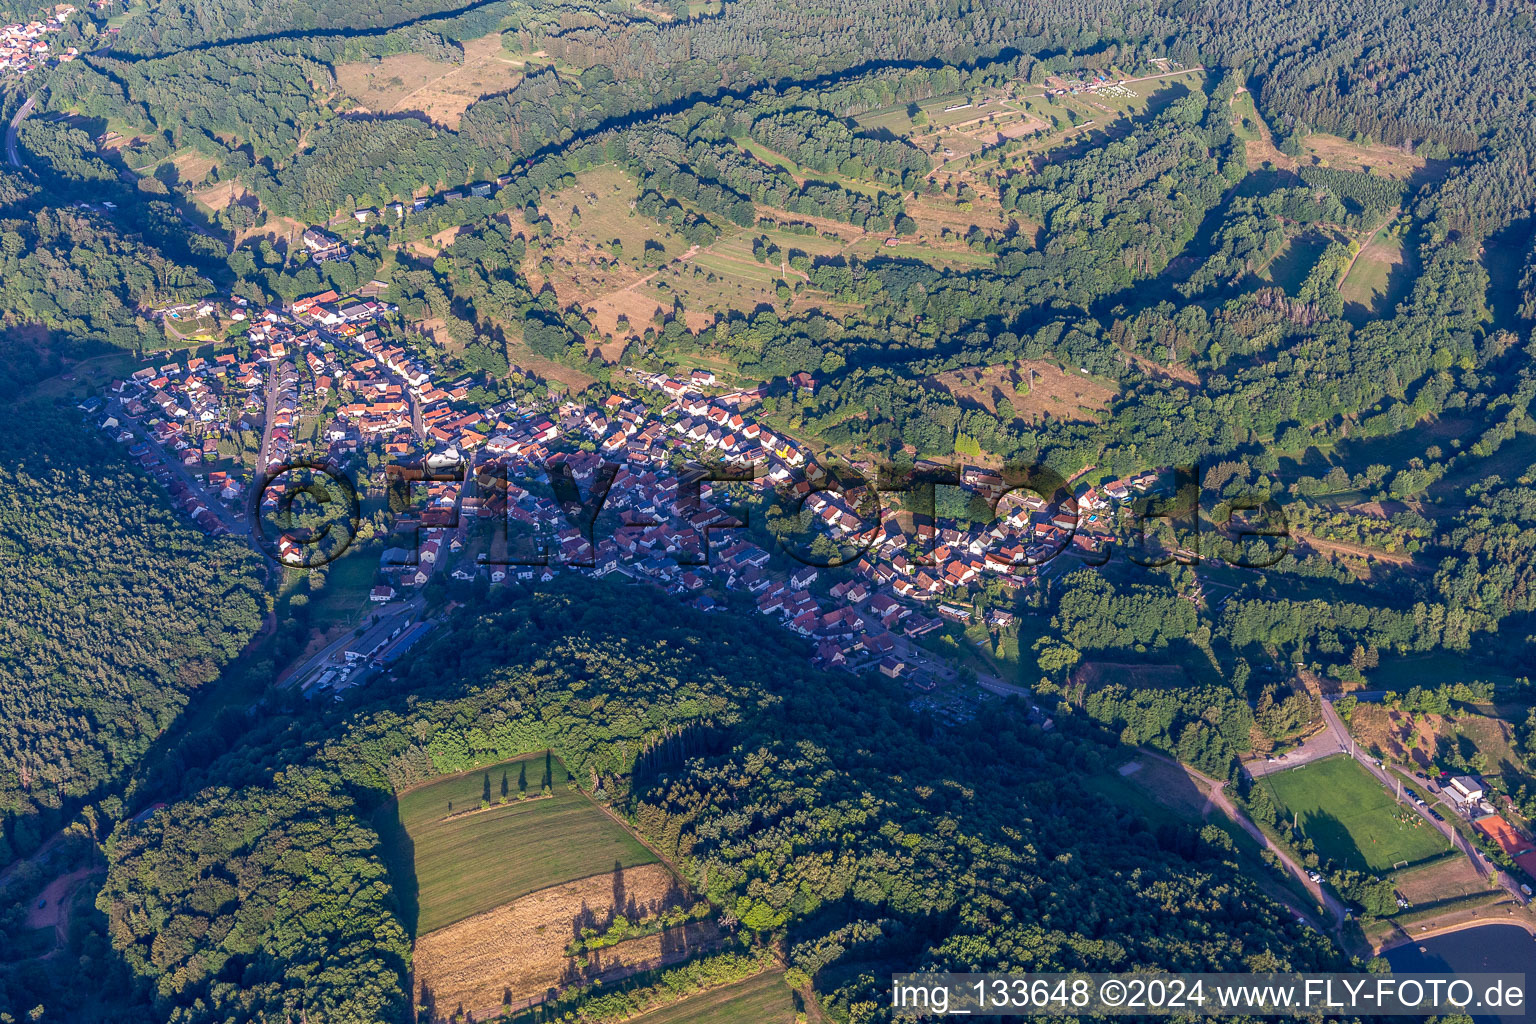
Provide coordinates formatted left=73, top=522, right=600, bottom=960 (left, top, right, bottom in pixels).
left=0, top=400, right=266, bottom=863
left=91, top=582, right=1342, bottom=1023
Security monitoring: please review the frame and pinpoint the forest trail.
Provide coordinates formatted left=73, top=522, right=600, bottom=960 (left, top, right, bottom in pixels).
left=1295, top=531, right=1419, bottom=569
left=1335, top=208, right=1401, bottom=290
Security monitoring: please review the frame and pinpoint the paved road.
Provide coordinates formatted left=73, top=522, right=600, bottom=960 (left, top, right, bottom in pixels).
left=281, top=597, right=424, bottom=690
left=1144, top=749, right=1348, bottom=931
left=6, top=94, right=37, bottom=168
left=1252, top=698, right=1528, bottom=907
left=107, top=396, right=243, bottom=534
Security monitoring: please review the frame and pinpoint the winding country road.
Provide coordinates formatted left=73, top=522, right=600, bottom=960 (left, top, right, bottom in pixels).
left=1314, top=698, right=1530, bottom=905
left=6, top=94, right=37, bottom=168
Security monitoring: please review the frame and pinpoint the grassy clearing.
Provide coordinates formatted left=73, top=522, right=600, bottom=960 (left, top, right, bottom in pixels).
left=528, top=164, right=692, bottom=344
left=1229, top=91, right=1262, bottom=143
left=1391, top=854, right=1491, bottom=905
left=1229, top=89, right=1295, bottom=172
left=625, top=971, right=798, bottom=1024
left=302, top=543, right=381, bottom=626
left=335, top=34, right=524, bottom=128
left=736, top=138, right=885, bottom=197
left=1366, top=651, right=1522, bottom=696
left=388, top=752, right=658, bottom=934
left=928, top=360, right=1115, bottom=425
left=1263, top=755, right=1450, bottom=872
left=1340, top=231, right=1414, bottom=320
left=1297, top=134, right=1430, bottom=182
left=1085, top=753, right=1322, bottom=914
left=1259, top=231, right=1331, bottom=294
left=1074, top=661, right=1193, bottom=691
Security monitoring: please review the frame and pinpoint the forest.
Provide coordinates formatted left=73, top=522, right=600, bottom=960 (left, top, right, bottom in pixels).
left=75, top=580, right=1342, bottom=1023
left=0, top=399, right=266, bottom=864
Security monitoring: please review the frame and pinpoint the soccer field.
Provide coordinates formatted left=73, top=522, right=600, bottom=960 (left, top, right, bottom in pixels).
left=1263, top=755, right=1450, bottom=873
left=385, top=751, right=658, bottom=934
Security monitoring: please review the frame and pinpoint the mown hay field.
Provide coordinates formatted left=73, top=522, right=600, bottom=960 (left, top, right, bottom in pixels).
left=392, top=752, right=658, bottom=933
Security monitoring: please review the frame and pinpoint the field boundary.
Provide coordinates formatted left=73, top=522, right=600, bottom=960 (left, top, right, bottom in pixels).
left=393, top=747, right=556, bottom=797
left=436, top=788, right=555, bottom=822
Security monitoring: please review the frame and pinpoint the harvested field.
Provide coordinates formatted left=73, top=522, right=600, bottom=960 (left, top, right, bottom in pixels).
left=335, top=34, right=525, bottom=129
left=930, top=360, right=1114, bottom=424
left=414, top=863, right=715, bottom=1023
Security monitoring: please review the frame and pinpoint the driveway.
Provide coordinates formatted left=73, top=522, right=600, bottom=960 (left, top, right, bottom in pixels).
left=1245, top=713, right=1349, bottom=777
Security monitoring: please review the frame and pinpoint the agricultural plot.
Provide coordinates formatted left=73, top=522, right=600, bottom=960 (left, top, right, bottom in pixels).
left=413, top=862, right=713, bottom=1023
left=981, top=73, right=1203, bottom=172
left=900, top=189, right=1009, bottom=250
left=1262, top=755, right=1450, bottom=872
left=639, top=226, right=864, bottom=323
left=334, top=34, right=524, bottom=128
left=625, top=971, right=799, bottom=1024
left=386, top=751, right=658, bottom=934
left=526, top=165, right=694, bottom=344
left=532, top=165, right=882, bottom=342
